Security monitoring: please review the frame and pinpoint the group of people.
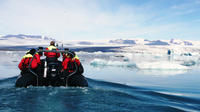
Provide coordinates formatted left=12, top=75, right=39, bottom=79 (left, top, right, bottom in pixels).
left=18, top=41, right=83, bottom=79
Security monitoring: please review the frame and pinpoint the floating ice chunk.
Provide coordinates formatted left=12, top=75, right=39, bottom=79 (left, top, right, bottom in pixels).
left=136, top=61, right=189, bottom=70
left=90, top=59, right=136, bottom=68
left=181, top=61, right=196, bottom=66
left=137, top=69, right=188, bottom=76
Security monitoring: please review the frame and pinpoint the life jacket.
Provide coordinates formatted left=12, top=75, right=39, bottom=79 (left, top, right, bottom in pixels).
left=62, top=53, right=69, bottom=61
left=22, top=54, right=32, bottom=69
left=72, top=56, right=83, bottom=73
left=35, top=53, right=41, bottom=64
left=62, top=53, right=79, bottom=61
left=47, top=45, right=57, bottom=50
left=18, top=53, right=38, bottom=71
left=72, top=55, right=81, bottom=66
left=67, top=60, right=76, bottom=73
left=73, top=55, right=79, bottom=60
left=62, top=56, right=82, bottom=73
left=44, top=45, right=60, bottom=58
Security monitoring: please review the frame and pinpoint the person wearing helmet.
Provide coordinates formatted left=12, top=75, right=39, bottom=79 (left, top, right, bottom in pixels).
left=18, top=48, right=38, bottom=74
left=61, top=51, right=84, bottom=76
left=44, top=41, right=60, bottom=62
left=62, top=48, right=69, bottom=61
left=61, top=51, right=87, bottom=86
left=16, top=48, right=38, bottom=87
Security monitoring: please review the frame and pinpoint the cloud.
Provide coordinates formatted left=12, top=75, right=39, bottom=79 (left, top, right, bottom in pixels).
left=195, top=0, right=200, bottom=4
left=111, top=22, right=191, bottom=40
left=170, top=1, right=200, bottom=15
left=0, top=0, right=151, bottom=39
left=0, top=0, right=200, bottom=41
left=0, top=0, right=98, bottom=37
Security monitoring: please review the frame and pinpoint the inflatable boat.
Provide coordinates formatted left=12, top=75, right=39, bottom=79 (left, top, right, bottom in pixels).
left=15, top=50, right=88, bottom=87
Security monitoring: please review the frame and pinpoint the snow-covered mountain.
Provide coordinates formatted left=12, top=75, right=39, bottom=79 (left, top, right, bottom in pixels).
left=0, top=34, right=55, bottom=46
left=145, top=40, right=169, bottom=45
left=1, top=34, right=53, bottom=40
left=108, top=38, right=200, bottom=46
left=109, top=39, right=136, bottom=44
left=169, top=39, right=193, bottom=46
left=1, top=34, right=200, bottom=47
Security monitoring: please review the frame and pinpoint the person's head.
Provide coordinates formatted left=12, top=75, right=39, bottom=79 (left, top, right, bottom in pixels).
left=50, top=41, right=55, bottom=46
left=29, top=48, right=36, bottom=55
left=67, top=51, right=75, bottom=58
left=38, top=47, right=43, bottom=55
left=62, top=48, right=69, bottom=55
left=64, top=48, right=69, bottom=51
left=38, top=47, right=43, bottom=50
left=71, top=51, right=75, bottom=57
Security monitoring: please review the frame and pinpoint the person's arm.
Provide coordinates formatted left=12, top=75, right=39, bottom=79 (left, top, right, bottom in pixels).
left=31, top=58, right=38, bottom=69
left=75, top=59, right=81, bottom=66
left=56, top=48, right=60, bottom=58
left=78, top=63, right=84, bottom=74
left=74, top=59, right=83, bottom=74
left=44, top=48, right=48, bottom=56
left=35, top=54, right=41, bottom=64
left=62, top=59, right=69, bottom=70
left=18, top=59, right=24, bottom=70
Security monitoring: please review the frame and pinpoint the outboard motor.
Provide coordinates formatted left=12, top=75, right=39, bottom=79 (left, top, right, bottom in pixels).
left=48, top=62, right=59, bottom=77
left=45, top=60, right=62, bottom=86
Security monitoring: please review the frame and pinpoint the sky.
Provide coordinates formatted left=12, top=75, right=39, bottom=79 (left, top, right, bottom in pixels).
left=0, top=0, right=200, bottom=41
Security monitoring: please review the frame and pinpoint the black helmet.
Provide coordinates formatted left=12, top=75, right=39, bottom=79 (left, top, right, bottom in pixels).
left=37, top=47, right=43, bottom=56
left=68, top=51, right=75, bottom=58
left=71, top=51, right=75, bottom=56
left=38, top=46, right=43, bottom=50
left=64, top=48, right=69, bottom=51
left=29, top=48, right=36, bottom=55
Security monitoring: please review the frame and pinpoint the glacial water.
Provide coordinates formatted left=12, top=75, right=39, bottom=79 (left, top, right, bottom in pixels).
left=0, top=49, right=200, bottom=112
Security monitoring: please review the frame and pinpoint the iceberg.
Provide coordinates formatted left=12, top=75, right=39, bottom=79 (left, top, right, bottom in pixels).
left=90, top=58, right=136, bottom=68
left=137, top=69, right=188, bottom=76
left=136, top=61, right=189, bottom=70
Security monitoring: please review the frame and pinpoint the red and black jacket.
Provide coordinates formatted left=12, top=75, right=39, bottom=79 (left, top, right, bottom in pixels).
left=62, top=56, right=83, bottom=74
left=18, top=53, right=38, bottom=70
left=44, top=45, right=60, bottom=58
left=35, top=53, right=41, bottom=65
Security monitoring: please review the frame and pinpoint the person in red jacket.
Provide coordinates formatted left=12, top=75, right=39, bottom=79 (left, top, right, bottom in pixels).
left=44, top=41, right=60, bottom=61
left=62, top=48, right=69, bottom=61
left=18, top=49, right=38, bottom=74
left=61, top=51, right=83, bottom=76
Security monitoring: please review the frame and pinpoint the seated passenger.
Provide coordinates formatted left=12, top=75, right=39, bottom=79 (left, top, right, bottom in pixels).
left=62, top=48, right=69, bottom=61
left=61, top=51, right=84, bottom=76
left=44, top=41, right=60, bottom=62
left=18, top=49, right=38, bottom=74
